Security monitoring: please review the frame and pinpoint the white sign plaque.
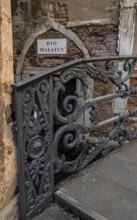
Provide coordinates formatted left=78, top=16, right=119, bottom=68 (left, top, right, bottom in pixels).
left=37, top=38, right=67, bottom=55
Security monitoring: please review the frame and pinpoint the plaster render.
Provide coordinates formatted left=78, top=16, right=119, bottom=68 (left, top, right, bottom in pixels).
left=121, top=0, right=135, bottom=7
left=0, top=196, right=18, bottom=220
left=41, top=0, right=120, bottom=24
left=0, top=0, right=16, bottom=210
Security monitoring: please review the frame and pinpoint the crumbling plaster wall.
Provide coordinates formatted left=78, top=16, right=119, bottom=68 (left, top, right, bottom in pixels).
left=0, top=0, right=17, bottom=219
left=43, top=0, right=120, bottom=24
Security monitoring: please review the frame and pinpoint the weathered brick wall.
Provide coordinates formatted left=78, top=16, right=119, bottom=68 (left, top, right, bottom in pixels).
left=12, top=0, right=137, bottom=135
left=12, top=1, right=118, bottom=77
left=71, top=25, right=118, bottom=135
left=12, top=1, right=87, bottom=81
left=126, top=73, right=137, bottom=134
left=71, top=25, right=118, bottom=57
left=128, top=73, right=137, bottom=109
left=11, top=0, right=120, bottom=137
left=53, top=3, right=68, bottom=25
left=22, top=28, right=84, bottom=79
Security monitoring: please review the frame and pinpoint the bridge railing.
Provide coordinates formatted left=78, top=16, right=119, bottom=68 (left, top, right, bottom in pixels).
left=13, top=56, right=137, bottom=219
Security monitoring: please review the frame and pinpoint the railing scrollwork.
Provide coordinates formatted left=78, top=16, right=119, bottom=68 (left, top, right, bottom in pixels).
left=53, top=57, right=137, bottom=173
left=13, top=56, right=137, bottom=219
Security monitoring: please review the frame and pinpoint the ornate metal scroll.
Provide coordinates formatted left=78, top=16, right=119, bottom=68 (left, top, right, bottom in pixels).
left=54, top=58, right=137, bottom=173
left=13, top=56, right=137, bottom=218
left=14, top=78, right=54, bottom=219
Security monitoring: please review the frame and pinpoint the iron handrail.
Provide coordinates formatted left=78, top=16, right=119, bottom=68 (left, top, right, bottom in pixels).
left=13, top=55, right=137, bottom=219
left=14, top=55, right=137, bottom=89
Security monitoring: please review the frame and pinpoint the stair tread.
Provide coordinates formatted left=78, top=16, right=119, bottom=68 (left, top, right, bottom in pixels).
left=55, top=140, right=137, bottom=220
left=33, top=205, right=73, bottom=220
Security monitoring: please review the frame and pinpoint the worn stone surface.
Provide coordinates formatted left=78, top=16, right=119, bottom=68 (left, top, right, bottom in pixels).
left=0, top=0, right=16, bottom=210
left=56, top=140, right=137, bottom=220
left=0, top=196, right=18, bottom=220
left=33, top=205, right=74, bottom=220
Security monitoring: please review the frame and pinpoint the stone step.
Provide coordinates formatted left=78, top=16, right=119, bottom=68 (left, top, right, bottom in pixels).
left=55, top=141, right=137, bottom=220
left=55, top=190, right=108, bottom=220
left=33, top=204, right=74, bottom=220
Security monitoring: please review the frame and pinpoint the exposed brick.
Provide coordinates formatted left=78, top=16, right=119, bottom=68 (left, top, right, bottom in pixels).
left=20, top=27, right=84, bottom=78
left=71, top=25, right=118, bottom=57
left=12, top=0, right=136, bottom=139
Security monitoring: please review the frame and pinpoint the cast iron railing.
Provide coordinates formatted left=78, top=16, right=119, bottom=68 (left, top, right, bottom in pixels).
left=13, top=56, right=137, bottom=219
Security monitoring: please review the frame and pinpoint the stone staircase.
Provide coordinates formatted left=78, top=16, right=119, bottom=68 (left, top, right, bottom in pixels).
left=33, top=140, right=137, bottom=220
left=54, top=140, right=137, bottom=220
